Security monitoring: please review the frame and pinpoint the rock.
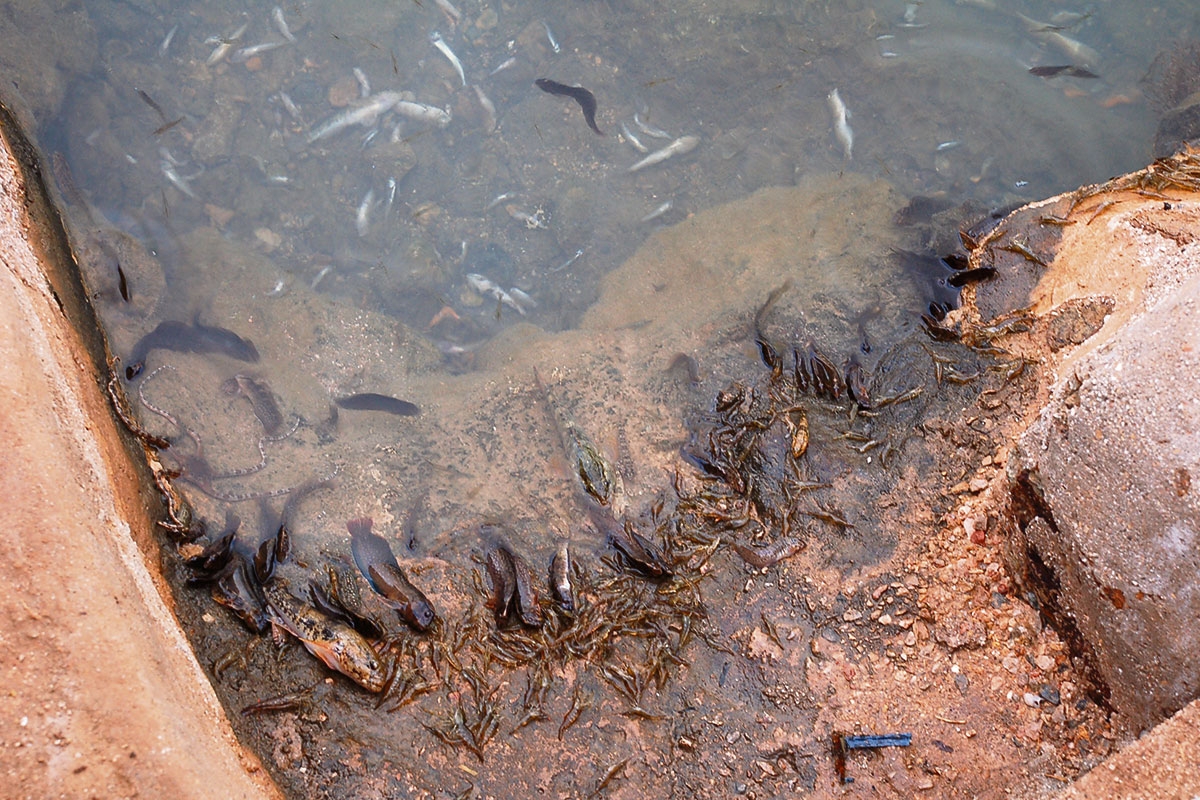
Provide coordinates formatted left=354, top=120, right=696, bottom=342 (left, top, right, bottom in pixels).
left=1004, top=265, right=1200, bottom=732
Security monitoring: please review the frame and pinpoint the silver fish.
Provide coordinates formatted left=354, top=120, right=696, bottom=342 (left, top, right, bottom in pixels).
left=206, top=22, right=247, bottom=66
left=543, top=22, right=561, bottom=54
left=356, top=189, right=375, bottom=237
left=430, top=31, right=466, bottom=87
left=272, top=6, right=297, bottom=42
left=827, top=88, right=853, bottom=160
left=466, top=273, right=525, bottom=315
left=394, top=99, right=452, bottom=128
left=627, top=135, right=699, bottom=172
left=159, top=24, right=178, bottom=57
left=633, top=112, right=672, bottom=139
left=231, top=41, right=287, bottom=64
left=620, top=121, right=649, bottom=153
left=307, top=91, right=401, bottom=143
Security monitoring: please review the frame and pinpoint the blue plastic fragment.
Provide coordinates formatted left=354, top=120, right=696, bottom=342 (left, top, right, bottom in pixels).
left=842, top=733, right=913, bottom=749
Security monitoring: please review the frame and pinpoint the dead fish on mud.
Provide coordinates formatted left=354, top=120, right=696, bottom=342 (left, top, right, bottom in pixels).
left=534, top=368, right=625, bottom=513
left=550, top=540, right=574, bottom=612
left=263, top=580, right=387, bottom=692
left=348, top=517, right=437, bottom=630
left=125, top=317, right=259, bottom=379
left=485, top=543, right=544, bottom=628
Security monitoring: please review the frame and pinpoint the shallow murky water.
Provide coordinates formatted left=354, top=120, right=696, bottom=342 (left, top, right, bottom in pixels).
left=2, top=0, right=1198, bottom=796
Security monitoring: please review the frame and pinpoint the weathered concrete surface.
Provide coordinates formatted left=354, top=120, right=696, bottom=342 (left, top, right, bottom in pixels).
left=1012, top=264, right=1200, bottom=732
left=1055, top=698, right=1200, bottom=800
left=0, top=114, right=278, bottom=798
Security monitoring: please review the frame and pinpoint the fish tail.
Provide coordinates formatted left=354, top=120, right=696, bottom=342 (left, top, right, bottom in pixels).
left=347, top=517, right=374, bottom=537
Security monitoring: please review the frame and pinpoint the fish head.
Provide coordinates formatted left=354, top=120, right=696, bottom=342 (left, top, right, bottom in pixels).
left=303, top=636, right=386, bottom=693
left=405, top=599, right=437, bottom=631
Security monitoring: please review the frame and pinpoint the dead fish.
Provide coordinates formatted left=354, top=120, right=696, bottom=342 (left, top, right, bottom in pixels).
left=347, top=517, right=436, bottom=630
left=844, top=355, right=871, bottom=409
left=505, top=546, right=544, bottom=628
left=827, top=88, right=853, bottom=160
left=586, top=501, right=671, bottom=577
left=550, top=540, right=574, bottom=612
left=627, top=135, right=699, bottom=172
left=486, top=546, right=518, bottom=621
left=263, top=580, right=386, bottom=692
left=733, top=536, right=806, bottom=568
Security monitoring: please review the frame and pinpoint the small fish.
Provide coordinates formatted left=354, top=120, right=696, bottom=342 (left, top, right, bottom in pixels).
left=356, top=188, right=374, bottom=237
left=126, top=318, right=259, bottom=379
left=467, top=273, right=527, bottom=315
left=827, top=88, right=853, bottom=160
left=430, top=31, right=467, bottom=87
left=620, top=121, right=649, bottom=153
left=627, top=135, right=699, bottom=172
left=472, top=85, right=498, bottom=132
left=353, top=67, right=371, bottom=98
left=307, top=91, right=401, bottom=143
left=733, top=536, right=806, bottom=568
left=206, top=22, right=248, bottom=66
left=486, top=546, right=517, bottom=620
left=159, top=24, right=179, bottom=57
left=633, top=112, right=672, bottom=139
left=393, top=100, right=452, bottom=128
left=434, top=0, right=462, bottom=27
left=334, top=393, right=420, bottom=416
left=505, top=547, right=544, bottom=628
left=490, top=57, right=516, bottom=76
left=641, top=200, right=673, bottom=223
left=263, top=581, right=386, bottom=692
left=542, top=22, right=561, bottom=54
left=348, top=518, right=436, bottom=631
left=535, top=78, right=603, bottom=135
left=222, top=374, right=284, bottom=434
left=160, top=161, right=197, bottom=198
left=549, top=541, right=574, bottom=612
left=272, top=6, right=297, bottom=42
left=231, top=41, right=287, bottom=64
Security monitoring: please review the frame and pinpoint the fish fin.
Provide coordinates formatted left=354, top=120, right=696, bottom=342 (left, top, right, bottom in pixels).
left=346, top=517, right=374, bottom=537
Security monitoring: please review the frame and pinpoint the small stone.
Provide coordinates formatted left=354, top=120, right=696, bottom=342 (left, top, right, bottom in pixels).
left=255, top=227, right=282, bottom=251
left=1023, top=692, right=1043, bottom=707
left=969, top=477, right=989, bottom=492
left=970, top=528, right=987, bottom=545
left=1039, top=685, right=1061, bottom=705
left=327, top=75, right=359, bottom=107
left=954, top=674, right=969, bottom=695
left=842, top=609, right=863, bottom=622
left=1035, top=655, right=1056, bottom=671
left=963, top=516, right=976, bottom=538
left=878, top=613, right=893, bottom=625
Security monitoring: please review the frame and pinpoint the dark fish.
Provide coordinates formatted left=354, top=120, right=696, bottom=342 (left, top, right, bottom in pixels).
left=347, top=517, right=436, bottom=630
left=223, top=374, right=284, bottom=434
left=136, top=88, right=167, bottom=122
left=334, top=393, right=420, bottom=416
left=125, top=318, right=259, bottom=379
left=844, top=355, right=871, bottom=409
left=212, top=555, right=270, bottom=634
left=549, top=541, right=574, bottom=612
left=505, top=546, right=544, bottom=628
left=535, top=78, right=604, bottom=135
left=486, top=546, right=517, bottom=621
left=367, top=562, right=437, bottom=631
left=1029, top=65, right=1099, bottom=79
left=153, top=116, right=185, bottom=136
left=733, top=536, right=806, bottom=568
left=586, top=501, right=671, bottom=577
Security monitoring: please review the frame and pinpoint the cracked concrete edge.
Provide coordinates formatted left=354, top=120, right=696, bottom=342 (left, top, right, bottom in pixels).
left=0, top=110, right=279, bottom=798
